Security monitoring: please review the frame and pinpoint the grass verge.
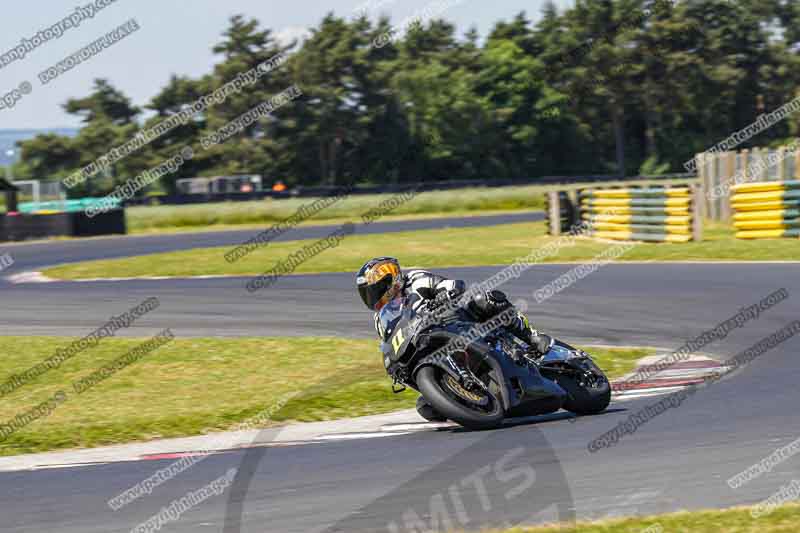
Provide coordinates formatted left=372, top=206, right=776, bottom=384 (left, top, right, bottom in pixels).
left=44, top=221, right=800, bottom=280
left=490, top=502, right=800, bottom=532
left=0, top=335, right=648, bottom=456
left=126, top=185, right=547, bottom=233
left=126, top=178, right=700, bottom=234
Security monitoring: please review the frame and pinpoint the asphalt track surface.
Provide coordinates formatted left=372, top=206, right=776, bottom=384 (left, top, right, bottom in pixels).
left=1, top=214, right=799, bottom=532
left=0, top=211, right=542, bottom=273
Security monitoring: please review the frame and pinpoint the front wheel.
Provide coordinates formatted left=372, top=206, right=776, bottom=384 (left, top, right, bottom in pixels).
left=415, top=366, right=504, bottom=430
left=557, top=373, right=611, bottom=415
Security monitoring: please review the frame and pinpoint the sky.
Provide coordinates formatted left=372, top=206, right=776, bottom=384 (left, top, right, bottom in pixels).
left=0, top=0, right=573, bottom=130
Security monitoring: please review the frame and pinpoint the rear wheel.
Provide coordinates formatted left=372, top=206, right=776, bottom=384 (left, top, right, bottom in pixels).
left=415, top=366, right=504, bottom=430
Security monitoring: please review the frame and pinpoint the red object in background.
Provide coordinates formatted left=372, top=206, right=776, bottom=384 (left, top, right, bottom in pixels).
left=272, top=180, right=287, bottom=192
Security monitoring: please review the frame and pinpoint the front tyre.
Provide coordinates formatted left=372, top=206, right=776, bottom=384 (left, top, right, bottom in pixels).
left=415, top=366, right=504, bottom=430
left=416, top=396, right=447, bottom=422
left=557, top=374, right=611, bottom=415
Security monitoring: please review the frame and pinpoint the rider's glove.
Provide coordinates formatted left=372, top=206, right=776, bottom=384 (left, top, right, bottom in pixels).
left=426, top=290, right=451, bottom=311
left=528, top=332, right=552, bottom=356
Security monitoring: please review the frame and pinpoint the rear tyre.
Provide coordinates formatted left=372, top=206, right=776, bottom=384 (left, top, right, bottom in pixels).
left=415, top=366, right=504, bottom=430
left=557, top=375, right=611, bottom=415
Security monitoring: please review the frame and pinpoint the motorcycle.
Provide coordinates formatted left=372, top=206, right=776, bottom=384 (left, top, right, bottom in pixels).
left=378, top=291, right=611, bottom=430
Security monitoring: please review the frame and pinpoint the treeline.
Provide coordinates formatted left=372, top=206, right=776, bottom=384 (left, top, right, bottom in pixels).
left=10, top=0, right=800, bottom=196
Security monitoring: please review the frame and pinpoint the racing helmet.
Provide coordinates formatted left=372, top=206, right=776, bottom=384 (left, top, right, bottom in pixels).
left=356, top=257, right=402, bottom=311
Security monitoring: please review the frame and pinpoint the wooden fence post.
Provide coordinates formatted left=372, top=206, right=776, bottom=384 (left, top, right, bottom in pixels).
left=691, top=183, right=703, bottom=242
left=720, top=152, right=734, bottom=222
left=697, top=153, right=711, bottom=220
left=778, top=147, right=786, bottom=181
left=755, top=147, right=767, bottom=182
left=796, top=149, right=800, bottom=179
left=741, top=149, right=750, bottom=186
left=548, top=191, right=561, bottom=236
left=709, top=152, right=720, bottom=221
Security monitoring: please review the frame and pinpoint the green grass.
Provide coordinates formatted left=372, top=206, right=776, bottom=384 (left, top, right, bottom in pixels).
left=44, top=220, right=800, bottom=280
left=0, top=336, right=647, bottom=456
left=491, top=502, right=800, bottom=532
left=126, top=185, right=547, bottom=233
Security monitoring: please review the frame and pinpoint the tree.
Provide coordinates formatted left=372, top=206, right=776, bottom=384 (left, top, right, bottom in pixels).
left=64, top=79, right=139, bottom=125
left=15, top=2, right=800, bottom=191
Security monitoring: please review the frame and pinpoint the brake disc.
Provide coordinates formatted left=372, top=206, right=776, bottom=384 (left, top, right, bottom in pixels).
left=444, top=374, right=486, bottom=404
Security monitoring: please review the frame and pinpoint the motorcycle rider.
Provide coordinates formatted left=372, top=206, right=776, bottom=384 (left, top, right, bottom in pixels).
left=356, top=256, right=551, bottom=422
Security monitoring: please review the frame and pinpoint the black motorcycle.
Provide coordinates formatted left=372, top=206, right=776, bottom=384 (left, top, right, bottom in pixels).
left=378, top=291, right=611, bottom=430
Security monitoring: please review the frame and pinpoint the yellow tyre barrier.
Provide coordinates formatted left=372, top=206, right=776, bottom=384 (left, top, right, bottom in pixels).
left=733, top=219, right=800, bottom=231
left=577, top=185, right=701, bottom=242
left=584, top=213, right=691, bottom=225
left=731, top=189, right=800, bottom=204
left=733, top=209, right=799, bottom=222
left=585, top=206, right=690, bottom=216
left=593, top=231, right=691, bottom=243
left=731, top=180, right=800, bottom=239
left=731, top=180, right=800, bottom=194
left=731, top=200, right=797, bottom=212
left=582, top=197, right=691, bottom=208
left=736, top=228, right=800, bottom=239
left=592, top=221, right=691, bottom=234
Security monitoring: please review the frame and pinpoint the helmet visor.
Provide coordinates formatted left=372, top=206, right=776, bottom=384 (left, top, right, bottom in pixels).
left=358, top=275, right=394, bottom=310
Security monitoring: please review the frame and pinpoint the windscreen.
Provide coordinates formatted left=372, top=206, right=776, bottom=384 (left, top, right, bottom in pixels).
left=377, top=297, right=404, bottom=340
